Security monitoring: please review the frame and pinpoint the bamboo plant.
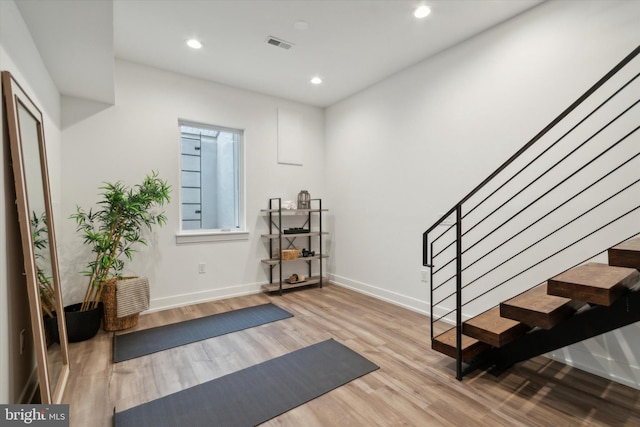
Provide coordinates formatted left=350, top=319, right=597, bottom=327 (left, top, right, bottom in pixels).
left=31, top=211, right=57, bottom=317
left=70, top=171, right=171, bottom=311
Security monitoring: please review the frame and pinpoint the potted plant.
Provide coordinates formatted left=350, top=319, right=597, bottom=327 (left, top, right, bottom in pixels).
left=69, top=171, right=170, bottom=338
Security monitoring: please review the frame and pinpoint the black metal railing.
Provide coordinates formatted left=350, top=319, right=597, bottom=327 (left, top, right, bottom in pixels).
left=423, top=45, right=640, bottom=380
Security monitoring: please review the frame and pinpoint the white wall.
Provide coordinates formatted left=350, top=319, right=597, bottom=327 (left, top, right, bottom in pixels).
left=60, top=59, right=325, bottom=311
left=0, top=0, right=62, bottom=402
left=325, top=0, right=640, bottom=389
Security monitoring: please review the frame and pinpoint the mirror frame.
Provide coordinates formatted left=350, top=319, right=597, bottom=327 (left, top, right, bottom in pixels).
left=2, top=71, right=70, bottom=403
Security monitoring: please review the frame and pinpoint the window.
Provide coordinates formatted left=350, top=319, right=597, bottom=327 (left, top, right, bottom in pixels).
left=178, top=121, right=245, bottom=242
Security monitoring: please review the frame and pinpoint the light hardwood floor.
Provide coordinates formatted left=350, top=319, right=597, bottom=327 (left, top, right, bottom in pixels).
left=62, top=284, right=640, bottom=426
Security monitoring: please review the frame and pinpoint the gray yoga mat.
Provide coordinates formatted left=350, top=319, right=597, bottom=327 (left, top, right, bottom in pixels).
left=114, top=338, right=379, bottom=427
left=113, top=303, right=293, bottom=362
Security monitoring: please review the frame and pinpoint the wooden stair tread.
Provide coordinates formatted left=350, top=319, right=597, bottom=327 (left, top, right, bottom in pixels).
left=462, top=307, right=528, bottom=347
left=608, top=237, right=640, bottom=270
left=432, top=328, right=490, bottom=362
left=500, top=283, right=586, bottom=329
left=548, top=262, right=640, bottom=306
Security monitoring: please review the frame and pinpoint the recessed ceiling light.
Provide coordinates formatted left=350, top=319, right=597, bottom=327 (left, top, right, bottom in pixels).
left=414, top=5, right=431, bottom=19
left=186, top=39, right=203, bottom=49
left=310, top=76, right=322, bottom=85
left=294, top=20, right=309, bottom=30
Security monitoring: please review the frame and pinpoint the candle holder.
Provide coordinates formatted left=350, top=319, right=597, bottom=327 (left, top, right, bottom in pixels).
left=297, top=190, right=310, bottom=209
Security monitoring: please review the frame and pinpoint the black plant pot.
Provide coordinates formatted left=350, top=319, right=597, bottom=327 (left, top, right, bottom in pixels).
left=43, top=315, right=60, bottom=345
left=44, top=303, right=104, bottom=343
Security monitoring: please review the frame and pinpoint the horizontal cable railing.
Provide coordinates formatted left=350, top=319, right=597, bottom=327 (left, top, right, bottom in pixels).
left=424, top=45, right=640, bottom=380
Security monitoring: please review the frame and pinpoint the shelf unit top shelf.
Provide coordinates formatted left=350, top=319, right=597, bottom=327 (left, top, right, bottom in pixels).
left=261, top=231, right=328, bottom=239
left=261, top=208, right=328, bottom=213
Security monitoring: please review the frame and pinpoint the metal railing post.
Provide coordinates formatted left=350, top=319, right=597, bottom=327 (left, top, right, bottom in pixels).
left=455, top=204, right=463, bottom=381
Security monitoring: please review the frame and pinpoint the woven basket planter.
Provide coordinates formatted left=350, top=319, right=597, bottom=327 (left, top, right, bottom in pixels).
left=102, top=277, right=142, bottom=331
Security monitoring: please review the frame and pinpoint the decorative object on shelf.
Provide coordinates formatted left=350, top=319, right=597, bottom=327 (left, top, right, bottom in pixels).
left=284, top=227, right=309, bottom=234
left=297, top=190, right=310, bottom=209
left=70, top=171, right=170, bottom=333
left=282, top=200, right=296, bottom=209
left=281, top=249, right=300, bottom=260
left=301, top=248, right=315, bottom=257
left=288, top=274, right=306, bottom=284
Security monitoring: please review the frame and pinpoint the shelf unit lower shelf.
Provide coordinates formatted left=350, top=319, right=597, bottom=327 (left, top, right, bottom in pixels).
left=261, top=254, right=328, bottom=265
left=261, top=276, right=325, bottom=293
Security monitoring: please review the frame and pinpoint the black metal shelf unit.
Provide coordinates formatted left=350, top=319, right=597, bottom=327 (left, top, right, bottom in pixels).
left=261, top=198, right=328, bottom=295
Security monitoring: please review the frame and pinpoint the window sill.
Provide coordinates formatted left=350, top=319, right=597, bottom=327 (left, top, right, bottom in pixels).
left=176, top=229, right=250, bottom=244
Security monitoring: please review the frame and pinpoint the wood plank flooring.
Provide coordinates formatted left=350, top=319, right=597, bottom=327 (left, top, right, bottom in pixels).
left=61, top=284, right=640, bottom=426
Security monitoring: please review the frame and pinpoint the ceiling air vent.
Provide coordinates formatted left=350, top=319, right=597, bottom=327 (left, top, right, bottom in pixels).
left=266, top=36, right=293, bottom=50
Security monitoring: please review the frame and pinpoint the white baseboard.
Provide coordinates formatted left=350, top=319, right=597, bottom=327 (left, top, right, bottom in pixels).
left=328, top=273, right=430, bottom=316
left=147, top=282, right=263, bottom=313
left=147, top=276, right=432, bottom=318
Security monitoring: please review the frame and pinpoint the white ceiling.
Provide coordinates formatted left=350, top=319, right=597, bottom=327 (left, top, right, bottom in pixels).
left=16, top=0, right=544, bottom=108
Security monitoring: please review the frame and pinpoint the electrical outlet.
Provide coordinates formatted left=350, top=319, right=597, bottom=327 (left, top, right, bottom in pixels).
left=198, top=263, right=206, bottom=274
left=420, top=269, right=428, bottom=282
left=20, top=329, right=26, bottom=355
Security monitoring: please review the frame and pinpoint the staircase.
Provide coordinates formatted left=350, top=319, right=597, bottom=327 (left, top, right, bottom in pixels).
left=423, top=45, right=640, bottom=380
left=432, top=238, right=640, bottom=365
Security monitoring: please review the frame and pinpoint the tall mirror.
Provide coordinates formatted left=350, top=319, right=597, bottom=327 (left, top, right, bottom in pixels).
left=2, top=71, right=70, bottom=403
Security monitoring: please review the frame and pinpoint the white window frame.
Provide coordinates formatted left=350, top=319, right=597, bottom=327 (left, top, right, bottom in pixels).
left=175, top=119, right=248, bottom=244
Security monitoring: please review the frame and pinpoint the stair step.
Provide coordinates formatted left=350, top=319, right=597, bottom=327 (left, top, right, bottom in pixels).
left=500, top=283, right=586, bottom=329
left=462, top=307, right=529, bottom=347
left=608, top=237, right=640, bottom=271
left=432, top=328, right=490, bottom=362
left=548, top=262, right=640, bottom=306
